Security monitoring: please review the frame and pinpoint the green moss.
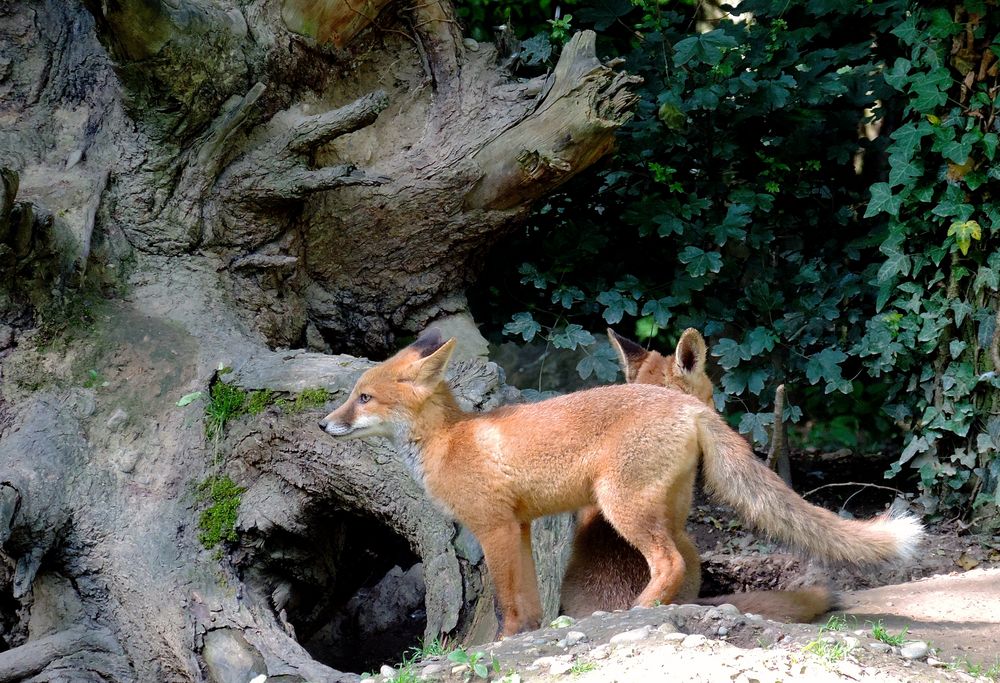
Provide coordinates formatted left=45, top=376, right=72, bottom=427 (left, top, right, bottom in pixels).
left=245, top=389, right=274, bottom=415
left=204, top=381, right=246, bottom=439
left=197, top=475, right=245, bottom=549
left=276, top=387, right=331, bottom=413
left=295, top=387, right=330, bottom=410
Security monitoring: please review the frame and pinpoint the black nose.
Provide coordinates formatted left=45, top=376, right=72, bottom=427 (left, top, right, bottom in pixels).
left=318, top=420, right=327, bottom=430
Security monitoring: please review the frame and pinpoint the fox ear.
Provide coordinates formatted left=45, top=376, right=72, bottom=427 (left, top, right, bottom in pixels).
left=675, top=328, right=707, bottom=376
left=607, top=328, right=648, bottom=383
left=411, top=336, right=456, bottom=385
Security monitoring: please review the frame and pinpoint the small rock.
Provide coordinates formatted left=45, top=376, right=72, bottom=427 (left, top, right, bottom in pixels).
left=590, top=645, right=611, bottom=660
left=900, top=641, right=929, bottom=660
left=106, top=407, right=129, bottom=430
left=656, top=621, right=679, bottom=634
left=717, top=625, right=729, bottom=636
left=418, top=664, right=446, bottom=681
left=715, top=603, right=742, bottom=617
left=664, top=632, right=687, bottom=641
left=843, top=636, right=859, bottom=650
left=550, top=660, right=574, bottom=676
left=927, top=657, right=946, bottom=667
left=609, top=625, right=651, bottom=645
left=704, top=607, right=722, bottom=620
left=837, top=661, right=864, bottom=679
left=565, top=631, right=587, bottom=646
left=451, top=663, right=469, bottom=675
left=681, top=634, right=707, bottom=648
left=853, top=629, right=867, bottom=636
left=591, top=610, right=608, bottom=617
left=0, top=325, right=13, bottom=349
left=380, top=664, right=397, bottom=679
left=463, top=37, right=480, bottom=51
left=868, top=642, right=893, bottom=653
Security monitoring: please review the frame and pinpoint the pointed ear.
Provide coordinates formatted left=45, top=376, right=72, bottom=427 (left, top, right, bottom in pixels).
left=410, top=328, right=445, bottom=357
left=607, top=328, right=648, bottom=383
left=411, top=337, right=456, bottom=385
left=675, top=328, right=707, bottom=376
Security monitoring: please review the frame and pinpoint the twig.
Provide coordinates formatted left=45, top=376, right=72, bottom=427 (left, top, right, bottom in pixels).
left=990, top=298, right=1000, bottom=374
left=801, top=481, right=904, bottom=499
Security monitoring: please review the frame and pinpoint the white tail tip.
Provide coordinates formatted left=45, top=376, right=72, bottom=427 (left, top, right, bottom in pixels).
left=882, top=513, right=924, bottom=562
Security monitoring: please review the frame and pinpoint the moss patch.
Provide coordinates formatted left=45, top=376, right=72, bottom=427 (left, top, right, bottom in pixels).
left=197, top=475, right=245, bottom=549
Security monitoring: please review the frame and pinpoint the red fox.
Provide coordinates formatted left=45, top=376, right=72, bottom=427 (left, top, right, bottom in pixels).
left=561, top=329, right=834, bottom=622
left=319, top=329, right=922, bottom=636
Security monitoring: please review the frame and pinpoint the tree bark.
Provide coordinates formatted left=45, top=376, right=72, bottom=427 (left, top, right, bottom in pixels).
left=0, top=0, right=636, bottom=680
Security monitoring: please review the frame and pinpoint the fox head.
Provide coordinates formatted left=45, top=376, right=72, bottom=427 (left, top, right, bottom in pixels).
left=607, top=327, right=714, bottom=407
left=318, top=329, right=457, bottom=439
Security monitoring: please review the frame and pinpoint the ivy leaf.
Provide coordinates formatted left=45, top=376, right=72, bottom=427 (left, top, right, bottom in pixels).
left=877, top=250, right=911, bottom=284
left=176, top=391, right=204, bottom=407
left=738, top=411, right=773, bottom=446
left=949, top=340, right=968, bottom=359
left=805, top=347, right=847, bottom=386
left=551, top=285, right=585, bottom=309
left=679, top=246, right=723, bottom=277
left=503, top=312, right=541, bottom=342
left=899, top=435, right=930, bottom=466
left=746, top=327, right=777, bottom=355
left=889, top=121, right=933, bottom=159
left=712, top=338, right=751, bottom=370
left=520, top=33, right=553, bottom=66
left=864, top=182, right=901, bottom=218
left=884, top=58, right=911, bottom=90
left=596, top=290, right=638, bottom=324
left=712, top=203, right=751, bottom=245
left=577, top=345, right=621, bottom=382
left=974, top=266, right=999, bottom=292
left=947, top=220, right=981, bottom=255
left=551, top=324, right=595, bottom=350
left=891, top=14, right=921, bottom=45
left=909, top=68, right=951, bottom=112
left=641, top=298, right=674, bottom=327
left=673, top=29, right=738, bottom=67
left=888, top=154, right=922, bottom=189
left=983, top=132, right=998, bottom=161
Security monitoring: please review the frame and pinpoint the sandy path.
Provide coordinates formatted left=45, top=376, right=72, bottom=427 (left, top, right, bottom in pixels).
left=837, top=567, right=1000, bottom=667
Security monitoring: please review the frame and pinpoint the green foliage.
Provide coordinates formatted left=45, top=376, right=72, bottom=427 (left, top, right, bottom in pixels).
left=802, top=638, right=849, bottom=663
left=447, top=648, right=498, bottom=680
left=204, top=381, right=246, bottom=439
left=472, top=0, right=1000, bottom=516
left=275, top=387, right=330, bottom=413
left=197, top=475, right=245, bottom=549
left=245, top=389, right=274, bottom=415
left=869, top=620, right=909, bottom=646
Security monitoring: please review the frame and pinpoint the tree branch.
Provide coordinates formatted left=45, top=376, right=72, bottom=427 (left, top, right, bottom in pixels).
left=463, top=31, right=641, bottom=211
left=0, top=626, right=124, bottom=683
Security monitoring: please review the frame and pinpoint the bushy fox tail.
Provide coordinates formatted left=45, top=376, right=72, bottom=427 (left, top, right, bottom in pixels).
left=696, top=411, right=923, bottom=566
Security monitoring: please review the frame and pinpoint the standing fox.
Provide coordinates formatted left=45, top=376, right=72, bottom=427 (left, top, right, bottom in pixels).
left=561, top=329, right=832, bottom=621
left=319, top=329, right=922, bottom=636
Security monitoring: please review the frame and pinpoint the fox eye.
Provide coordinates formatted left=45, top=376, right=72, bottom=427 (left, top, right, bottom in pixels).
left=358, top=393, right=372, bottom=404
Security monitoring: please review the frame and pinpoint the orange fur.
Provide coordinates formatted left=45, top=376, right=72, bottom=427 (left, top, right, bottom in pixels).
left=562, top=328, right=836, bottom=622
left=320, top=329, right=922, bottom=635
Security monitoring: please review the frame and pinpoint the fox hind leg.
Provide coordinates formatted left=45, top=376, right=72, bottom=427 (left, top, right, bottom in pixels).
left=595, top=487, right=686, bottom=608
left=675, top=530, right=701, bottom=602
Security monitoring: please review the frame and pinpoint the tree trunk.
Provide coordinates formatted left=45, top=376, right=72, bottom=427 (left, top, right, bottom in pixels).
left=0, top=0, right=637, bottom=680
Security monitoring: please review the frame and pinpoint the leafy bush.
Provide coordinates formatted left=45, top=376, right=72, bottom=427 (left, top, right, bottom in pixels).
left=469, top=0, right=999, bottom=515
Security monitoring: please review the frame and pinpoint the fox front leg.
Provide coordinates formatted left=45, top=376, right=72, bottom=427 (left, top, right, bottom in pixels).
left=477, top=521, right=541, bottom=636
